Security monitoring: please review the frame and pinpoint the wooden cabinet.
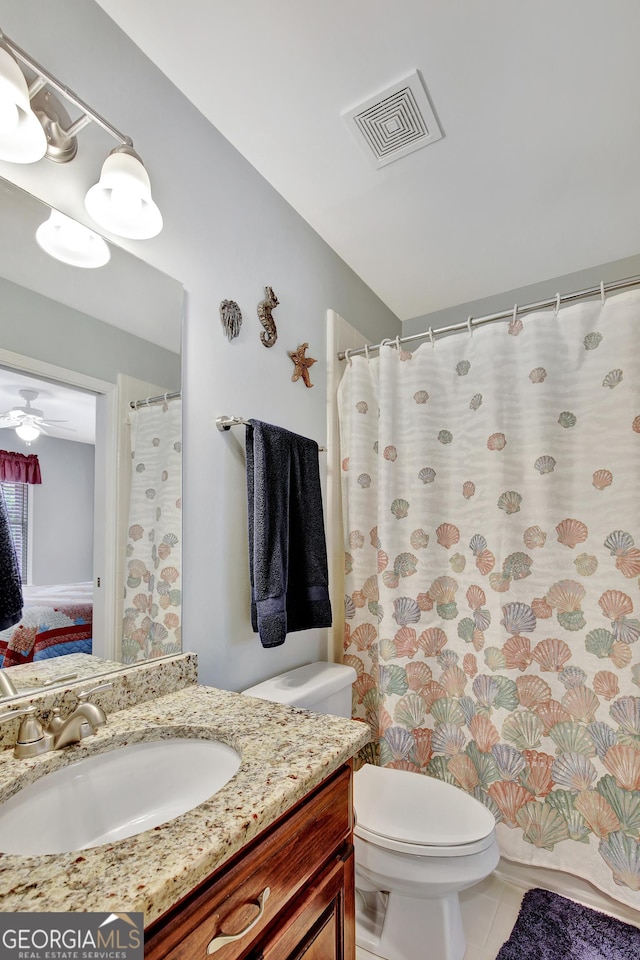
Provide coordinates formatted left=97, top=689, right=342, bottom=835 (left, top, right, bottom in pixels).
left=252, top=846, right=354, bottom=960
left=145, top=764, right=355, bottom=960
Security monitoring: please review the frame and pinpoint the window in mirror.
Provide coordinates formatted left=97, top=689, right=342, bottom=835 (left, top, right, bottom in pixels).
left=1, top=481, right=28, bottom=583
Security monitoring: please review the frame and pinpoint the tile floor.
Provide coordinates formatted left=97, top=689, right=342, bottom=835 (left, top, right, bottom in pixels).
left=355, top=875, right=526, bottom=960
left=459, top=875, right=526, bottom=960
left=354, top=861, right=640, bottom=959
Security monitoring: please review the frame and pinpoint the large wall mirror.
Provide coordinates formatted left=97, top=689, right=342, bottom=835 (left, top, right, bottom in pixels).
left=0, top=176, right=184, bottom=701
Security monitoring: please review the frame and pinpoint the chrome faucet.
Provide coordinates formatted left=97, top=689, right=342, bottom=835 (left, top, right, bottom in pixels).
left=0, top=672, right=18, bottom=698
left=51, top=683, right=111, bottom=749
left=0, top=682, right=112, bottom=758
left=0, top=705, right=54, bottom=758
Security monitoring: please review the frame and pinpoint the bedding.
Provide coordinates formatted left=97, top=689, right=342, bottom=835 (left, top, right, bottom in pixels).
left=0, top=582, right=93, bottom=667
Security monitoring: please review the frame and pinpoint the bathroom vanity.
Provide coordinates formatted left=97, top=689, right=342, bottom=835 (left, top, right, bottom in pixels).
left=0, top=677, right=368, bottom=959
left=145, top=764, right=354, bottom=959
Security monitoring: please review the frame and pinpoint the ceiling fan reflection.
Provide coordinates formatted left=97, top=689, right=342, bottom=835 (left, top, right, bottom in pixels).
left=0, top=388, right=74, bottom=442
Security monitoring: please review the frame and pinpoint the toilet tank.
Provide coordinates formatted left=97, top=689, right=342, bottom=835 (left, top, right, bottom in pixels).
left=242, top=662, right=356, bottom=718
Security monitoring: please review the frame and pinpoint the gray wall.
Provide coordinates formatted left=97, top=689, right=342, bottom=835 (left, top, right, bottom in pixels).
left=0, top=433, right=94, bottom=584
left=403, top=252, right=640, bottom=339
left=0, top=276, right=181, bottom=389
left=0, top=1, right=400, bottom=691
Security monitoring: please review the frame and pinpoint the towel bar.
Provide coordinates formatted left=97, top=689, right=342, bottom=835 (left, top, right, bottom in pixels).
left=215, top=415, right=327, bottom=451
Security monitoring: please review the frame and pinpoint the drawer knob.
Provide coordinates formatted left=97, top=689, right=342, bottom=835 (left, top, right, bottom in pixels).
left=206, top=886, right=271, bottom=955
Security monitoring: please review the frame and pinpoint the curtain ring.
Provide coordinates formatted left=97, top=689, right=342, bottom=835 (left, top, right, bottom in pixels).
left=428, top=327, right=435, bottom=348
left=145, top=397, right=151, bottom=407
left=395, top=335, right=401, bottom=351
left=164, top=393, right=169, bottom=402
left=512, top=304, right=518, bottom=324
left=364, top=343, right=370, bottom=361
left=344, top=348, right=352, bottom=363
left=380, top=338, right=393, bottom=349
left=601, top=281, right=606, bottom=306
left=467, top=316, right=473, bottom=338
left=555, top=293, right=561, bottom=318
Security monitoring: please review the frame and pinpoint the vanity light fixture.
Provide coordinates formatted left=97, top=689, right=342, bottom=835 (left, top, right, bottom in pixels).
left=0, top=29, right=163, bottom=240
left=85, top=145, right=163, bottom=240
left=36, top=209, right=111, bottom=268
left=0, top=44, right=47, bottom=162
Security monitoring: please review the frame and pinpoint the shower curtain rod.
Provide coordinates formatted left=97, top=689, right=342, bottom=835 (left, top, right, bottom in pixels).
left=337, top=273, right=640, bottom=360
left=215, top=415, right=327, bottom=451
left=129, top=390, right=181, bottom=410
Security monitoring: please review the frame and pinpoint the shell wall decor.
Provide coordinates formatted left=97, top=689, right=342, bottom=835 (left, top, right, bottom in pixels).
left=219, top=299, right=243, bottom=340
left=338, top=289, right=640, bottom=909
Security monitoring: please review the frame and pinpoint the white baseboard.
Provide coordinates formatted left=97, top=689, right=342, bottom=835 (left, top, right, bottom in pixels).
left=494, top=857, right=640, bottom=929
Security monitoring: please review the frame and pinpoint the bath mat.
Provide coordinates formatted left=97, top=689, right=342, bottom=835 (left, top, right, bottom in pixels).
left=496, top=888, right=640, bottom=959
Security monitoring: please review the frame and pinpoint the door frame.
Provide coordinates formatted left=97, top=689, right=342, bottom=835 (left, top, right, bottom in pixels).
left=0, top=347, right=119, bottom=661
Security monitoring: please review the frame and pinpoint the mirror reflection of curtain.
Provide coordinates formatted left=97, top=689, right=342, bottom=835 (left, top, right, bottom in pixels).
left=0, top=451, right=41, bottom=629
left=0, top=484, right=23, bottom=630
left=0, top=451, right=42, bottom=484
left=122, top=399, right=181, bottom=662
left=0, top=450, right=42, bottom=587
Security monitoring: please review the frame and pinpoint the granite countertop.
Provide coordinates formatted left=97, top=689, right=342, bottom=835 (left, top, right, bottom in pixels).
left=0, top=685, right=369, bottom=924
left=0, top=653, right=123, bottom=696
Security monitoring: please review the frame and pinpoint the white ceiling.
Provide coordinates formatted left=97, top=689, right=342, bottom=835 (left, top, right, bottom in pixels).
left=95, top=0, right=640, bottom=321
left=0, top=367, right=96, bottom=446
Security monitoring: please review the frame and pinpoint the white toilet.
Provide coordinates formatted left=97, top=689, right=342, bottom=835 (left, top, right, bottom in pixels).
left=243, top=662, right=500, bottom=960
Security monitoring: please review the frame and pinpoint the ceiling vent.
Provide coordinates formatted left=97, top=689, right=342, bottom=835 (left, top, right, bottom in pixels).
left=342, top=71, right=443, bottom=169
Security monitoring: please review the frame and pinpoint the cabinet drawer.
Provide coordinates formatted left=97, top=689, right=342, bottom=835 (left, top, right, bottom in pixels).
left=145, top=765, right=352, bottom=960
left=251, top=847, right=352, bottom=960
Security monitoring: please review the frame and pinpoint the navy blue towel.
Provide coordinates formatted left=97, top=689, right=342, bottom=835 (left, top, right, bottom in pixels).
left=0, top=485, right=22, bottom=631
left=246, top=420, right=332, bottom=648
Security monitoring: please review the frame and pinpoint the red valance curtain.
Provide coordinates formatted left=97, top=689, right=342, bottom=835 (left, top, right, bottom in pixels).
left=0, top=450, right=42, bottom=484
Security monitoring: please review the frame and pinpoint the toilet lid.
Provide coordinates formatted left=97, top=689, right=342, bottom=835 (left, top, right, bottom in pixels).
left=354, top=763, right=496, bottom=848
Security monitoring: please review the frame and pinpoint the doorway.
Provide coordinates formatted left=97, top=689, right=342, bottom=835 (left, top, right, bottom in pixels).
left=0, top=347, right=118, bottom=660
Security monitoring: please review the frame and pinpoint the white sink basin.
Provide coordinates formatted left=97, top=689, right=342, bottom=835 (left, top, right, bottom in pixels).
left=0, top=737, right=241, bottom=855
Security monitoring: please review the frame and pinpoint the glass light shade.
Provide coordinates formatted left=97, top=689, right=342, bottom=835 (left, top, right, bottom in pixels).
left=0, top=46, right=47, bottom=162
left=85, top=148, right=163, bottom=239
left=36, top=209, right=111, bottom=268
left=15, top=422, right=40, bottom=443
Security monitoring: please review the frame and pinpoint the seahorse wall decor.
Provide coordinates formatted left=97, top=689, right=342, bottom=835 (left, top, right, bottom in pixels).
left=257, top=286, right=278, bottom=347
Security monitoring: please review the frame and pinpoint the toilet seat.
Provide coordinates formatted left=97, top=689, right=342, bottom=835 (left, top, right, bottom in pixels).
left=354, top=763, right=496, bottom=857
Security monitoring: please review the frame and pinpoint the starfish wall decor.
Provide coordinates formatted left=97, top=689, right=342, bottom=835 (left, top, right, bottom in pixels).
left=288, top=342, right=316, bottom=388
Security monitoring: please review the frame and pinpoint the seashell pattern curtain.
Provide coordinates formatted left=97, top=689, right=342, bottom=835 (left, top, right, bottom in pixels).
left=122, top=399, right=182, bottom=662
left=338, top=289, right=640, bottom=908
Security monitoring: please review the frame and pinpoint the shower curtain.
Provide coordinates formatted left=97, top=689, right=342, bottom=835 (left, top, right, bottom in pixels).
left=122, top=398, right=182, bottom=662
left=338, top=289, right=640, bottom=909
